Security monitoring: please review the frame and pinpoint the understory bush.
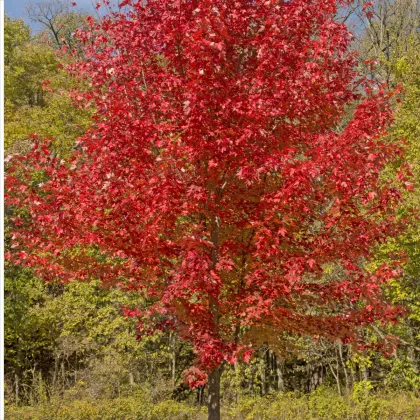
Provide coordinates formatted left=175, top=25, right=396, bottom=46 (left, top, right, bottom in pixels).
left=224, top=386, right=420, bottom=419
left=5, top=392, right=206, bottom=420
left=6, top=386, right=420, bottom=419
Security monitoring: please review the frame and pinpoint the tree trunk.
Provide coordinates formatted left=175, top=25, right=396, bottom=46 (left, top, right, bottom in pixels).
left=169, top=332, right=176, bottom=389
left=198, top=385, right=203, bottom=406
left=338, top=343, right=350, bottom=394
left=261, top=360, right=267, bottom=396
left=207, top=367, right=221, bottom=420
left=52, top=355, right=59, bottom=393
left=276, top=359, right=285, bottom=392
left=362, top=367, right=369, bottom=381
left=129, top=372, right=134, bottom=393
left=15, top=373, right=19, bottom=405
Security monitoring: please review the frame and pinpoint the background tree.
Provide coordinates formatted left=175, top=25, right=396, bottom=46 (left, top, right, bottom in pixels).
left=350, top=0, right=420, bottom=86
left=381, top=40, right=420, bottom=388
left=4, top=16, right=91, bottom=155
left=4, top=16, right=93, bottom=405
left=26, top=0, right=87, bottom=48
left=350, top=0, right=420, bottom=391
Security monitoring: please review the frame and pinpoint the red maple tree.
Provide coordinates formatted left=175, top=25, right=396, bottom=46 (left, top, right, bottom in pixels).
left=6, top=0, right=407, bottom=418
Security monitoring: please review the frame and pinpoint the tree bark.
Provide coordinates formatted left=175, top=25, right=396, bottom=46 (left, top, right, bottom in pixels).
left=198, top=385, right=203, bottom=406
left=208, top=203, right=221, bottom=420
left=338, top=343, right=350, bottom=393
left=207, top=367, right=221, bottom=420
left=170, top=333, right=176, bottom=389
left=15, top=373, right=19, bottom=405
left=276, top=359, right=285, bottom=392
left=261, top=359, right=267, bottom=396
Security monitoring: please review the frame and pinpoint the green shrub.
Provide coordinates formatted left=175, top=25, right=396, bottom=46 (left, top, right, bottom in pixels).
left=222, top=387, right=420, bottom=420
left=5, top=394, right=205, bottom=420
left=6, top=388, right=420, bottom=420
left=308, top=387, right=353, bottom=419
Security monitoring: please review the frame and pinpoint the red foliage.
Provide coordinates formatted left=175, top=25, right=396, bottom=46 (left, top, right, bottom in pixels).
left=6, top=0, right=406, bottom=378
left=183, top=366, right=208, bottom=389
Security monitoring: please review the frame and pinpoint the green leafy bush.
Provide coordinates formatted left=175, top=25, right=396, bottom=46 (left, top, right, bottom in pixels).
left=5, top=392, right=206, bottom=420
left=223, top=387, right=420, bottom=420
left=5, top=386, right=420, bottom=419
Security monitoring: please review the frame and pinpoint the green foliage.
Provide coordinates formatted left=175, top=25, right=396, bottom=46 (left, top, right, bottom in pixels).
left=223, top=387, right=420, bottom=420
left=383, top=354, right=420, bottom=391
left=4, top=268, right=53, bottom=376
left=363, top=39, right=420, bottom=396
left=6, top=391, right=206, bottom=420
left=4, top=34, right=57, bottom=108
left=381, top=43, right=420, bottom=387
left=224, top=393, right=310, bottom=420
left=7, top=388, right=420, bottom=419
left=4, top=271, right=196, bottom=406
left=4, top=16, right=31, bottom=64
left=4, top=16, right=91, bottom=156
left=393, top=47, right=420, bottom=280
left=3, top=276, right=146, bottom=404
left=308, top=387, right=351, bottom=419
